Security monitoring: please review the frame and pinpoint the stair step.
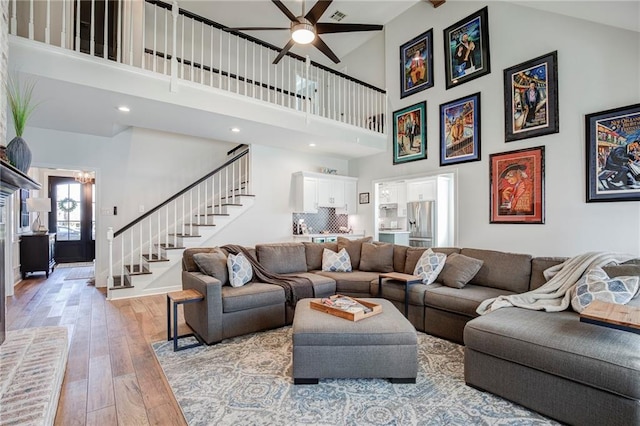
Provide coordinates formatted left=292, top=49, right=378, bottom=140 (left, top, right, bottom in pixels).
left=195, top=213, right=230, bottom=217
left=142, top=254, right=170, bottom=262
left=156, top=243, right=186, bottom=250
left=168, top=233, right=202, bottom=238
left=186, top=223, right=217, bottom=227
left=222, top=194, right=255, bottom=200
left=109, top=275, right=133, bottom=290
left=209, top=203, right=243, bottom=208
left=125, top=264, right=152, bottom=275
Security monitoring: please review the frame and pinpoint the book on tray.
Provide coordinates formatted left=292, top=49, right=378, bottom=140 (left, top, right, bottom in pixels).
left=320, top=295, right=372, bottom=314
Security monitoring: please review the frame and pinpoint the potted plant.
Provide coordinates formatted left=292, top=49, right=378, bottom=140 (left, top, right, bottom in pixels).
left=5, top=74, right=38, bottom=173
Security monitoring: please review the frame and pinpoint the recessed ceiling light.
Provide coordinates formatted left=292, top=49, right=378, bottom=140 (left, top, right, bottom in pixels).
left=309, top=143, right=316, bottom=147
left=117, top=106, right=130, bottom=112
left=230, top=127, right=240, bottom=133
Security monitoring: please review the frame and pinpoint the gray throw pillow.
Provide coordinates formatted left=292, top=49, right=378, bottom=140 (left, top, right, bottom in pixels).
left=438, top=253, right=483, bottom=289
left=193, top=250, right=229, bottom=285
left=359, top=242, right=394, bottom=273
left=302, top=242, right=338, bottom=271
left=337, top=236, right=373, bottom=270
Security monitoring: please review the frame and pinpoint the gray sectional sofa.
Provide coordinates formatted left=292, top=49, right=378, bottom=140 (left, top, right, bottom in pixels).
left=181, top=238, right=640, bottom=425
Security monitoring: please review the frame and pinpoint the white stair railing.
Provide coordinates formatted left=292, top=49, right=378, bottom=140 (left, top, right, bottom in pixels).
left=106, top=147, right=250, bottom=293
left=9, top=0, right=387, bottom=133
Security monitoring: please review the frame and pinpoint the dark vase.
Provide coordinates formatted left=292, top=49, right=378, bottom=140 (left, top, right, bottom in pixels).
left=6, top=136, right=32, bottom=173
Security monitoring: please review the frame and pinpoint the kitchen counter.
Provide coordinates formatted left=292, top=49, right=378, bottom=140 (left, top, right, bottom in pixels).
left=378, top=231, right=410, bottom=245
left=292, top=233, right=365, bottom=242
left=378, top=230, right=410, bottom=234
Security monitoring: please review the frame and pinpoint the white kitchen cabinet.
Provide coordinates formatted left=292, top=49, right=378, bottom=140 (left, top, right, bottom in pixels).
left=292, top=171, right=357, bottom=214
left=407, top=179, right=436, bottom=202
left=396, top=183, right=407, bottom=217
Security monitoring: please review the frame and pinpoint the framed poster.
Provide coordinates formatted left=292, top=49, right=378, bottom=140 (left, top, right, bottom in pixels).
left=490, top=146, right=545, bottom=224
left=443, top=6, right=491, bottom=90
left=359, top=192, right=370, bottom=204
left=439, top=92, right=481, bottom=166
left=400, top=29, right=434, bottom=98
left=585, top=103, right=640, bottom=202
left=393, top=101, right=427, bottom=165
left=504, top=51, right=559, bottom=142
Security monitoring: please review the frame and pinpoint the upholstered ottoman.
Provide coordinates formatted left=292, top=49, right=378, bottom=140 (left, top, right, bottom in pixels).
left=292, top=298, right=418, bottom=384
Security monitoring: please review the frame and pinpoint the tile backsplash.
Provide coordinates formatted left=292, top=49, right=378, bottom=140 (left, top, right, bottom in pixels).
left=292, top=208, right=348, bottom=234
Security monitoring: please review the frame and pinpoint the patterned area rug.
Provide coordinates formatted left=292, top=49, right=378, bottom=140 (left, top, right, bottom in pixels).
left=152, top=327, right=557, bottom=425
left=0, top=327, right=69, bottom=425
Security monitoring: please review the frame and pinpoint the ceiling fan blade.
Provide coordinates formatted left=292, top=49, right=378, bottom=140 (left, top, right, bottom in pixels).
left=305, top=0, right=333, bottom=24
left=223, top=27, right=290, bottom=32
left=272, top=0, right=298, bottom=22
left=316, top=23, right=383, bottom=34
left=273, top=39, right=296, bottom=65
left=312, top=35, right=340, bottom=64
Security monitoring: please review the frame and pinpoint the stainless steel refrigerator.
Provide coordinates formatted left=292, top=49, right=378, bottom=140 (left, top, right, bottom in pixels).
left=407, top=201, right=435, bottom=247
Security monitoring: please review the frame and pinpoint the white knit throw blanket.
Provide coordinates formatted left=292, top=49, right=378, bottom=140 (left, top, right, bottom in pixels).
left=476, top=251, right=635, bottom=315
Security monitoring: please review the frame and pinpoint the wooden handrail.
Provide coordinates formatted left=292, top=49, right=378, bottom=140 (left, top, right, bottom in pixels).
left=145, top=0, right=386, bottom=94
left=113, top=149, right=249, bottom=237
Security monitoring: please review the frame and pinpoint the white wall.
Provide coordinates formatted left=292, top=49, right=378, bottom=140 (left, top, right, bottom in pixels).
left=351, top=1, right=640, bottom=257
left=339, top=31, right=386, bottom=89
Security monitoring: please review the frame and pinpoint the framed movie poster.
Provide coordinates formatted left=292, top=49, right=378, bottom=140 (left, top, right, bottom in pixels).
left=440, top=92, right=481, bottom=166
left=490, top=146, right=545, bottom=224
left=400, top=29, right=434, bottom=98
left=359, top=192, right=370, bottom=204
left=586, top=103, right=640, bottom=202
left=393, top=102, right=427, bottom=165
left=504, top=51, right=559, bottom=142
left=443, top=6, right=491, bottom=90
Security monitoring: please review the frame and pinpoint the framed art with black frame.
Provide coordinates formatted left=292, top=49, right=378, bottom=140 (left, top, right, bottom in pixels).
left=585, top=103, right=640, bottom=202
left=443, top=6, right=491, bottom=90
left=439, top=92, right=481, bottom=166
left=359, top=192, right=370, bottom=204
left=490, top=146, right=545, bottom=224
left=504, top=51, right=559, bottom=142
left=393, top=101, right=427, bottom=165
left=400, top=29, right=434, bottom=99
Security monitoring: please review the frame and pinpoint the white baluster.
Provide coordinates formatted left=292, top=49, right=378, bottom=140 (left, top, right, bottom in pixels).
left=28, top=0, right=34, bottom=39
left=218, top=28, right=223, bottom=89
left=139, top=224, right=142, bottom=268
left=227, top=32, right=231, bottom=91
left=190, top=17, right=194, bottom=81
left=121, top=235, right=124, bottom=284
left=157, top=210, right=161, bottom=260
left=141, top=0, right=146, bottom=69
left=259, top=47, right=263, bottom=101
left=107, top=227, right=114, bottom=288
left=252, top=43, right=256, bottom=98
left=61, top=0, right=66, bottom=48
left=75, top=0, right=80, bottom=51
left=180, top=11, right=185, bottom=79
left=128, top=0, right=133, bottom=65
left=209, top=25, right=213, bottom=86
left=148, top=217, right=152, bottom=260
left=244, top=39, right=248, bottom=95
left=163, top=7, right=168, bottom=74
left=45, top=0, right=51, bottom=44
left=117, top=0, right=122, bottom=61
left=197, top=184, right=201, bottom=224
left=236, top=36, right=240, bottom=93
left=103, top=0, right=108, bottom=58
left=171, top=2, right=178, bottom=90
left=10, top=0, right=17, bottom=35
left=130, top=230, right=133, bottom=281
left=189, top=189, right=193, bottom=236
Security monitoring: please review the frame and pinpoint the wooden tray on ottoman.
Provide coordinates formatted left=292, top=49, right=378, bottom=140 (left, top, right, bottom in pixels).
left=309, top=295, right=382, bottom=321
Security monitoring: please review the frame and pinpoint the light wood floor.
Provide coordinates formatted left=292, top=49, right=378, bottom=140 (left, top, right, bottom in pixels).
left=6, top=267, right=190, bottom=425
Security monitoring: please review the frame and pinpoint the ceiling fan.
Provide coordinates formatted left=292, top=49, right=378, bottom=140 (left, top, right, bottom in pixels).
left=224, top=0, right=383, bottom=65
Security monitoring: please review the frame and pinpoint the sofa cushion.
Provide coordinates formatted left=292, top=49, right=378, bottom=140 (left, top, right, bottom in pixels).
left=359, top=242, right=394, bottom=273
left=338, top=236, right=373, bottom=270
left=530, top=257, right=567, bottom=290
left=413, top=248, right=447, bottom=284
left=464, top=308, right=640, bottom=400
left=192, top=250, right=229, bottom=285
left=461, top=248, right=532, bottom=293
left=571, top=267, right=639, bottom=313
left=322, top=248, right=352, bottom=272
left=256, top=243, right=307, bottom=274
left=183, top=247, right=226, bottom=272
left=314, top=270, right=380, bottom=295
left=425, top=284, right=516, bottom=317
left=393, top=245, right=408, bottom=273
left=302, top=242, right=338, bottom=271
left=404, top=247, right=460, bottom=275
left=221, top=283, right=285, bottom=313
left=438, top=253, right=483, bottom=289
left=227, top=253, right=253, bottom=287
left=603, top=263, right=640, bottom=279
left=284, top=272, right=336, bottom=298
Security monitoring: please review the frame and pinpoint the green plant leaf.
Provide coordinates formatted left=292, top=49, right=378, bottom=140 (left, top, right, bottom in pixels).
left=5, top=74, right=39, bottom=137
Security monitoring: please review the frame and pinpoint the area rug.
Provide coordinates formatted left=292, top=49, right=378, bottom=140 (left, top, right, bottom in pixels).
left=152, top=327, right=557, bottom=425
left=56, top=262, right=94, bottom=268
left=63, top=266, right=94, bottom=281
left=0, top=327, right=69, bottom=425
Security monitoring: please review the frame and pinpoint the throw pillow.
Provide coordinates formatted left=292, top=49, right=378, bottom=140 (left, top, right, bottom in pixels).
left=438, top=253, right=483, bottom=289
left=359, top=242, right=394, bottom=273
left=337, top=236, right=373, bottom=270
left=413, top=248, right=447, bottom=285
left=322, top=248, right=353, bottom=272
left=302, top=242, right=338, bottom=271
left=227, top=253, right=253, bottom=287
left=192, top=250, right=229, bottom=285
left=571, top=267, right=640, bottom=313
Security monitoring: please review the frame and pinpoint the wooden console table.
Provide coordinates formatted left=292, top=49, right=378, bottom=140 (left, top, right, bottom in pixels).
left=378, top=272, right=423, bottom=318
left=579, top=300, right=640, bottom=334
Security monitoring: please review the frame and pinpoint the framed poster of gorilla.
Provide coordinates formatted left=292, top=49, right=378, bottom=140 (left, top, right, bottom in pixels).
left=586, top=103, right=640, bottom=202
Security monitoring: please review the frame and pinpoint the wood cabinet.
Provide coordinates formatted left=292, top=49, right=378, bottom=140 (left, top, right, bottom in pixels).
left=20, top=233, right=56, bottom=278
left=292, top=171, right=358, bottom=214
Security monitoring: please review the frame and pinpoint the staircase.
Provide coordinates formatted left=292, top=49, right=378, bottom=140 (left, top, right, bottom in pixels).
left=106, top=146, right=254, bottom=300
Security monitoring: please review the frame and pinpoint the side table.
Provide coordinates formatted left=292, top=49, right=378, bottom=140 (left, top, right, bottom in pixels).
left=166, top=289, right=205, bottom=351
left=378, top=272, right=423, bottom=317
left=579, top=299, right=640, bottom=334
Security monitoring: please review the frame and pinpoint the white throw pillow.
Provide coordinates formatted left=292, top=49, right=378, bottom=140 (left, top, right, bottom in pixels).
left=227, top=253, right=253, bottom=287
left=413, top=248, right=447, bottom=284
left=322, top=248, right=352, bottom=272
left=570, top=266, right=639, bottom=313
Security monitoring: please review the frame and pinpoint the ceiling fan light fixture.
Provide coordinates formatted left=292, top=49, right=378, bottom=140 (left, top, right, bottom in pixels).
left=291, top=20, right=316, bottom=44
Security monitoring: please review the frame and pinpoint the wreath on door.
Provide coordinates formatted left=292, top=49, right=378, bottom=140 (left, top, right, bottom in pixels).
left=58, top=197, right=78, bottom=213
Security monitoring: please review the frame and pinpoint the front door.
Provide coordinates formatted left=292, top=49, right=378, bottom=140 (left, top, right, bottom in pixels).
left=48, top=176, right=95, bottom=263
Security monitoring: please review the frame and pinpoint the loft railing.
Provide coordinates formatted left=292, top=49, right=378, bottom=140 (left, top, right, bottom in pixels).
left=106, top=147, right=250, bottom=292
left=8, top=0, right=387, bottom=133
